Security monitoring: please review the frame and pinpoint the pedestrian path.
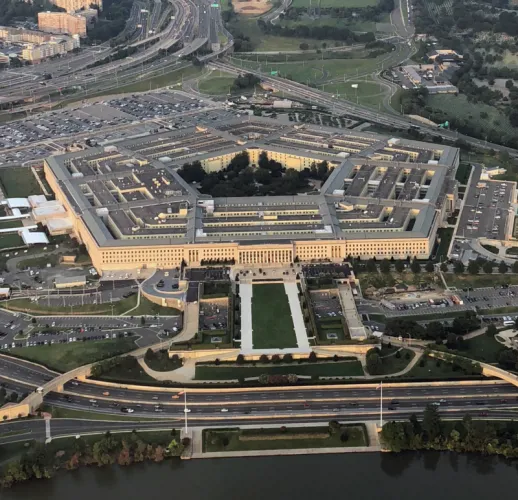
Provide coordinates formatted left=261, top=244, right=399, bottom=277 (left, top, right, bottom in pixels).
left=239, top=284, right=253, bottom=351
left=284, top=282, right=310, bottom=350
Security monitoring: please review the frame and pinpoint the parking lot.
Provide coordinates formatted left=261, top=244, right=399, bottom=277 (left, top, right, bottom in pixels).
left=457, top=165, right=514, bottom=241
left=199, top=301, right=228, bottom=331
left=310, top=290, right=342, bottom=318
left=0, top=92, right=237, bottom=163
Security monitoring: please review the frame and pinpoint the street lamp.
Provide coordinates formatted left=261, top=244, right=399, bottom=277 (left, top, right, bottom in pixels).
left=183, top=390, right=189, bottom=433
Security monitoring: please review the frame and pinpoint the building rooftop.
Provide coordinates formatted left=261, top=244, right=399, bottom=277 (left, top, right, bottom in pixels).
left=45, top=117, right=460, bottom=248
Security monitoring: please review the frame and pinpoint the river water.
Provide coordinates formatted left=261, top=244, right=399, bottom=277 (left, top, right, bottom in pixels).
left=1, top=452, right=517, bottom=500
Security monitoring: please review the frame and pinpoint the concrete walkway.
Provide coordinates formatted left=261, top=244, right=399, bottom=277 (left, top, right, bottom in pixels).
left=239, top=284, right=253, bottom=351
left=170, top=302, right=199, bottom=344
left=284, top=282, right=310, bottom=350
left=362, top=348, right=423, bottom=380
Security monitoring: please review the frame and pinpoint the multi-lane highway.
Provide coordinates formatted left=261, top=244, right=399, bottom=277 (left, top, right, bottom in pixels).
left=0, top=353, right=517, bottom=422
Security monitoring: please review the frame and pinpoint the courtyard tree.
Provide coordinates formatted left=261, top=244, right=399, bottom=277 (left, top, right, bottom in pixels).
left=425, top=261, right=434, bottom=273
left=499, top=261, right=508, bottom=274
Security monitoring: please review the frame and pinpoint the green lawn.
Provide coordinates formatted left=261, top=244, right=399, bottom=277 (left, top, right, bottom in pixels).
left=0, top=167, right=43, bottom=198
left=234, top=56, right=388, bottom=86
left=455, top=163, right=472, bottom=184
left=194, top=360, right=364, bottom=380
left=403, top=355, right=482, bottom=380
left=458, top=335, right=505, bottom=364
left=434, top=228, right=454, bottom=262
left=426, top=93, right=514, bottom=137
left=371, top=347, right=415, bottom=375
left=203, top=424, right=368, bottom=452
left=17, top=254, right=61, bottom=270
left=291, top=0, right=379, bottom=6
left=252, top=284, right=297, bottom=349
left=444, top=273, right=518, bottom=289
left=323, top=80, right=386, bottom=109
left=9, top=337, right=137, bottom=372
left=3, top=295, right=139, bottom=316
left=125, top=296, right=180, bottom=317
left=0, top=220, right=24, bottom=230
left=198, top=76, right=236, bottom=95
left=0, top=233, right=24, bottom=250
left=256, top=35, right=340, bottom=51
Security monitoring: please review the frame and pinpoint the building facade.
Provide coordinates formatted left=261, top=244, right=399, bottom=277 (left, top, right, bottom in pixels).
left=38, top=12, right=87, bottom=37
left=43, top=118, right=460, bottom=274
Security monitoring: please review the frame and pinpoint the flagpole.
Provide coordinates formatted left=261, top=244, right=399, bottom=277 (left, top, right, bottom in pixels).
left=380, top=381, right=383, bottom=428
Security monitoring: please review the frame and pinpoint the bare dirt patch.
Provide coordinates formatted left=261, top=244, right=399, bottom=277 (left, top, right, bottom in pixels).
left=232, top=0, right=272, bottom=15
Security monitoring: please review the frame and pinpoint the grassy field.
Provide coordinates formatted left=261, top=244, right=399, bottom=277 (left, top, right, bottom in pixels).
left=403, top=355, right=482, bottom=380
left=0, top=167, right=43, bottom=198
left=358, top=271, right=437, bottom=292
left=280, top=16, right=384, bottom=32
left=252, top=284, right=297, bottom=349
left=455, top=163, right=472, bottom=184
left=434, top=227, right=454, bottom=262
left=17, top=254, right=61, bottom=270
left=459, top=335, right=505, bottom=364
left=194, top=360, right=364, bottom=380
left=2, top=295, right=139, bottom=316
left=126, top=296, right=180, bottom=317
left=9, top=337, right=137, bottom=372
left=233, top=56, right=387, bottom=86
left=203, top=424, right=368, bottom=452
left=482, top=244, right=499, bottom=254
left=0, top=233, right=24, bottom=249
left=371, top=347, right=415, bottom=375
left=198, top=76, right=235, bottom=95
left=291, top=0, right=379, bottom=6
left=427, top=93, right=514, bottom=137
left=96, top=361, right=157, bottom=384
left=0, top=220, right=24, bottom=230
left=444, top=273, right=518, bottom=289
left=323, top=80, right=386, bottom=109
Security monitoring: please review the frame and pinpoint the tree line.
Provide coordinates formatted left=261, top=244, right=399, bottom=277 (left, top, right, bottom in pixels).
left=382, top=405, right=518, bottom=457
left=0, top=430, right=188, bottom=489
left=177, top=152, right=334, bottom=198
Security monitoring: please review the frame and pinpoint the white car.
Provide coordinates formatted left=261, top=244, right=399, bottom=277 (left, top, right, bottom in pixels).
left=127, top=408, right=134, bottom=413
left=220, top=408, right=229, bottom=413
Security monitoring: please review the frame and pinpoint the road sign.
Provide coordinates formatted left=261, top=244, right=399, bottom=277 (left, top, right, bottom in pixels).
left=211, top=3, right=219, bottom=7
left=271, top=70, right=278, bottom=75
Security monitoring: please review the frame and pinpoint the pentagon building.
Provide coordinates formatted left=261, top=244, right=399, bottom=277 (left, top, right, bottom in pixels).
left=44, top=117, right=460, bottom=274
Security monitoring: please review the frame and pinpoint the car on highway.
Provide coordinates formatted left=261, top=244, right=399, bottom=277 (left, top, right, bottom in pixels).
left=103, top=391, right=110, bottom=396
left=220, top=408, right=228, bottom=412
left=89, top=399, right=97, bottom=403
left=121, top=407, right=134, bottom=413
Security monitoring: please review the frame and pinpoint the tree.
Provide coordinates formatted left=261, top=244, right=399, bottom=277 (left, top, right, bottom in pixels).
left=380, top=259, right=391, bottom=273
left=467, top=260, right=480, bottom=275
left=486, top=324, right=498, bottom=337
left=453, top=261, right=465, bottom=274
left=395, top=260, right=405, bottom=273
left=308, top=351, right=317, bottom=363
left=499, top=261, right=508, bottom=274
left=236, top=354, right=245, bottom=365
left=422, top=404, right=443, bottom=441
left=299, top=42, right=309, bottom=50
left=366, top=348, right=382, bottom=375
left=410, top=259, right=421, bottom=274
left=512, top=261, right=518, bottom=274
left=366, top=259, right=377, bottom=273
left=440, top=262, right=448, bottom=272
left=425, top=261, right=434, bottom=273
left=425, top=321, right=445, bottom=341
left=482, top=261, right=494, bottom=274
left=140, top=316, right=146, bottom=326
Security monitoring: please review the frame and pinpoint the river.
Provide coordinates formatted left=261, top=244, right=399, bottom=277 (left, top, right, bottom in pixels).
left=1, top=452, right=517, bottom=500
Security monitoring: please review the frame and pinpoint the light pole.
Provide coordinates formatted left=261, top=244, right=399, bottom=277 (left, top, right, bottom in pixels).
left=183, top=390, right=189, bottom=433
left=378, top=381, right=383, bottom=428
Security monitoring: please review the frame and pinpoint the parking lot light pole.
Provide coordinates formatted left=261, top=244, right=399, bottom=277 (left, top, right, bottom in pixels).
left=184, top=390, right=188, bottom=433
